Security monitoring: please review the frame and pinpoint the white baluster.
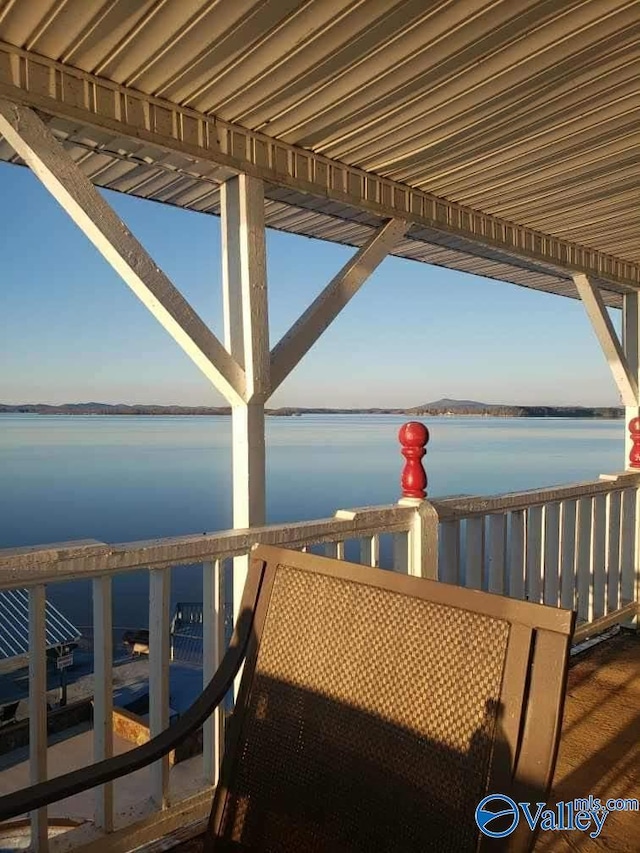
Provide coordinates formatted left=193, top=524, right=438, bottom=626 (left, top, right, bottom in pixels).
left=559, top=501, right=577, bottom=610
left=440, top=520, right=460, bottom=584
left=392, top=532, right=409, bottom=573
left=576, top=497, right=594, bottom=623
left=465, top=517, right=484, bottom=591
left=324, top=542, right=338, bottom=558
left=508, top=511, right=526, bottom=599
left=592, top=494, right=607, bottom=619
left=526, top=505, right=544, bottom=603
left=620, top=488, right=636, bottom=607
left=605, top=491, right=622, bottom=614
left=543, top=502, right=561, bottom=607
left=487, top=514, right=506, bottom=594
left=360, top=535, right=379, bottom=567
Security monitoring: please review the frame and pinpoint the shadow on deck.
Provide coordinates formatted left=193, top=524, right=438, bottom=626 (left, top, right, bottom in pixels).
left=535, top=629, right=639, bottom=852
left=158, top=630, right=640, bottom=853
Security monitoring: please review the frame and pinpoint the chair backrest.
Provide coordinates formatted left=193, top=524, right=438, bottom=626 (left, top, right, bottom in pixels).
left=209, top=545, right=575, bottom=852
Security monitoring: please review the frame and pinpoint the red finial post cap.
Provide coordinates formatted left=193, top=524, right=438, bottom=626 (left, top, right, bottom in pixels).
left=629, top=418, right=640, bottom=469
left=399, top=421, right=429, bottom=500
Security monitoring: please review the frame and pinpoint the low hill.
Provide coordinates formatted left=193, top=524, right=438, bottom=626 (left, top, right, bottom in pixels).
left=412, top=398, right=495, bottom=413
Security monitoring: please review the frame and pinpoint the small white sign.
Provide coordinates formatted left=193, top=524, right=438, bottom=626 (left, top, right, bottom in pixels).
left=56, top=653, right=73, bottom=670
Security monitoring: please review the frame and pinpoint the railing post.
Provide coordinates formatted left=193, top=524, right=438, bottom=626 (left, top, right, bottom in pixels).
left=628, top=418, right=640, bottom=469
left=396, top=422, right=438, bottom=578
left=399, top=422, right=429, bottom=501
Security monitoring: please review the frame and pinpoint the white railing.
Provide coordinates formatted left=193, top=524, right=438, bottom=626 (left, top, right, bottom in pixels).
left=0, top=504, right=416, bottom=853
left=431, top=472, right=640, bottom=642
left=0, top=477, right=638, bottom=853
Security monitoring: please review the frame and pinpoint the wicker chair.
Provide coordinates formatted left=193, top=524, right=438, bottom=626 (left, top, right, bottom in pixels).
left=207, top=544, right=575, bottom=852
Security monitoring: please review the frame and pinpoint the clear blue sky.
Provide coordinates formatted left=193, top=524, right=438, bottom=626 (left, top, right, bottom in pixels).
left=0, top=162, right=622, bottom=408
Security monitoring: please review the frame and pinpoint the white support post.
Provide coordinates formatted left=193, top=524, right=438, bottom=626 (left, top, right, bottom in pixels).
left=270, top=218, right=408, bottom=392
left=622, top=294, right=640, bottom=627
left=222, top=175, right=270, bottom=403
left=623, top=293, right=640, bottom=468
left=221, top=175, right=269, bottom=632
left=573, top=273, right=638, bottom=407
left=92, top=577, right=114, bottom=831
left=0, top=99, right=245, bottom=406
left=230, top=401, right=267, bottom=530
left=29, top=585, right=48, bottom=852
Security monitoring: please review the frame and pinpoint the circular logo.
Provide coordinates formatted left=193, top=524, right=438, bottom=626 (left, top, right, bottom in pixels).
left=475, top=794, right=520, bottom=838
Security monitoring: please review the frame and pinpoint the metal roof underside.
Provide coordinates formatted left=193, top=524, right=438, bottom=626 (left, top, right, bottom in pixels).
left=0, top=588, right=81, bottom=661
left=0, top=0, right=638, bottom=308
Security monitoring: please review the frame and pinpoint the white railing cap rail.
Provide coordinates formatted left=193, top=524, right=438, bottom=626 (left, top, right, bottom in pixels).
left=431, top=473, right=640, bottom=521
left=0, top=504, right=415, bottom=589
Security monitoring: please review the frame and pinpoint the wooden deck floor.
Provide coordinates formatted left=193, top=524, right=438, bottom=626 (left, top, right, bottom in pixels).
left=535, top=629, right=639, bottom=852
left=167, top=630, right=639, bottom=853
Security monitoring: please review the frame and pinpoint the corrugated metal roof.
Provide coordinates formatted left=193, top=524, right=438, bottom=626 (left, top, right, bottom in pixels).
left=0, top=588, right=81, bottom=661
left=0, top=0, right=638, bottom=301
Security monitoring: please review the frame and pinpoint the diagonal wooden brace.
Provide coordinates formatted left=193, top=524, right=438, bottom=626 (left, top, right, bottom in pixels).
left=0, top=98, right=245, bottom=406
left=270, top=218, right=409, bottom=393
left=574, top=273, right=638, bottom=407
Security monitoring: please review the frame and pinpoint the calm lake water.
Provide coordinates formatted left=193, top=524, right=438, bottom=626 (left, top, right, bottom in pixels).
left=0, top=414, right=625, bottom=632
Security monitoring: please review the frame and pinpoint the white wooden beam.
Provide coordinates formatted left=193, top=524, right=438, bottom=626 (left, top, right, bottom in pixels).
left=573, top=273, right=638, bottom=407
left=221, top=175, right=270, bottom=401
left=270, top=218, right=409, bottom=393
left=220, top=176, right=268, bottom=663
left=230, top=401, right=266, bottom=529
left=623, top=292, right=640, bottom=466
left=0, top=99, right=245, bottom=406
left=221, top=174, right=268, bottom=529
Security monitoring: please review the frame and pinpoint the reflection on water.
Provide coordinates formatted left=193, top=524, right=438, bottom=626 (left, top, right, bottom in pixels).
left=0, top=413, right=623, bottom=628
left=0, top=413, right=623, bottom=547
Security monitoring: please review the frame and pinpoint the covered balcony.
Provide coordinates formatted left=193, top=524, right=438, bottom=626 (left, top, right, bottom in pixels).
left=0, top=1, right=639, bottom=851
left=0, top=460, right=638, bottom=852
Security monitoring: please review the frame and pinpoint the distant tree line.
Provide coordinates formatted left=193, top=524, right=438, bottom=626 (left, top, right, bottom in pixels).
left=0, top=402, right=624, bottom=418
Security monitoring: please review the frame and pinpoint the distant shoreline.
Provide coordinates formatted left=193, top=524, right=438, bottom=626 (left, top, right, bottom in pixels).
left=0, top=403, right=625, bottom=419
